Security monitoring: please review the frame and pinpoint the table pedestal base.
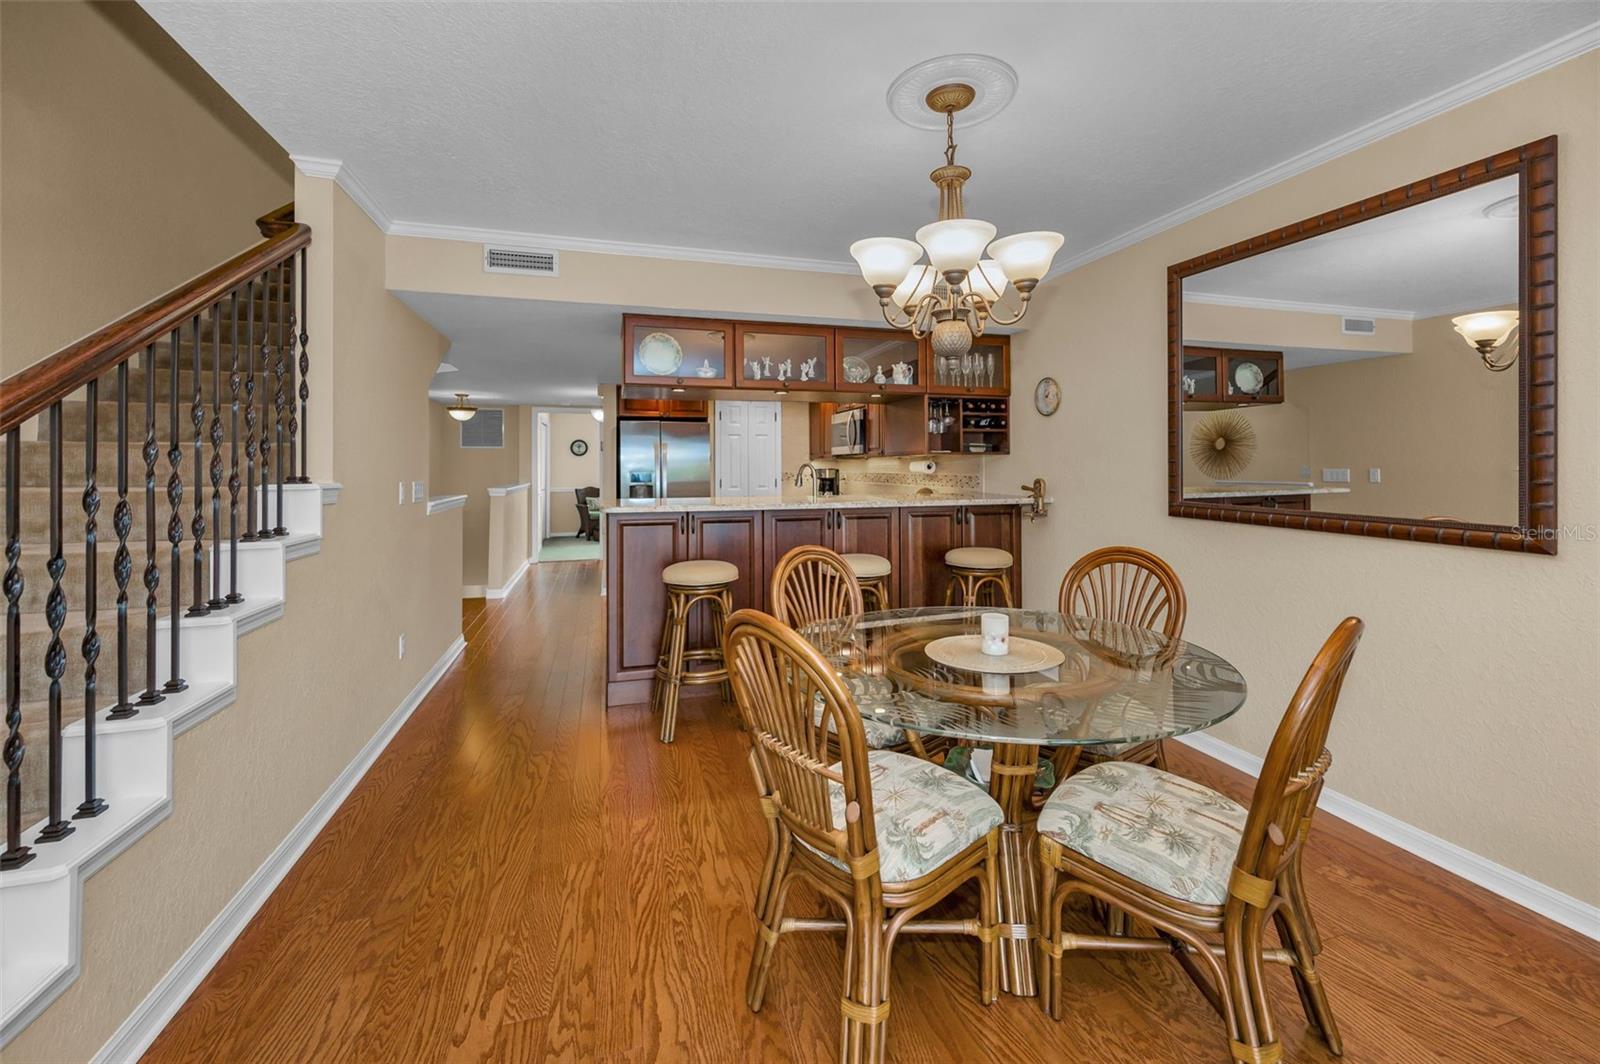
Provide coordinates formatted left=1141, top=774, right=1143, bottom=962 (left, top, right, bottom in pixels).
left=996, top=822, right=1038, bottom=996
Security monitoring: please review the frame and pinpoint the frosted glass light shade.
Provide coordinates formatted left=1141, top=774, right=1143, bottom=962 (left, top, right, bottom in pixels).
left=591, top=408, right=605, bottom=422
left=892, top=264, right=937, bottom=310
left=916, top=218, right=997, bottom=274
left=850, top=237, right=924, bottom=288
left=1452, top=311, right=1518, bottom=347
left=968, top=260, right=1009, bottom=303
left=987, top=230, right=1065, bottom=282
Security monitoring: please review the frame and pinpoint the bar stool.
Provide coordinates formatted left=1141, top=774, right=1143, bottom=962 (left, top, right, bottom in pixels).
left=944, top=547, right=1015, bottom=607
left=654, top=559, right=738, bottom=743
left=841, top=553, right=892, bottom=610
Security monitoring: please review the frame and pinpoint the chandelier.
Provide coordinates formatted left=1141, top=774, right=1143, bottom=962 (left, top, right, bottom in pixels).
left=1451, top=311, right=1519, bottom=372
left=849, top=82, right=1064, bottom=361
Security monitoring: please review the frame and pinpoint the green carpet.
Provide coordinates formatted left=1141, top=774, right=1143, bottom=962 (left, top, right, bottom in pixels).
left=538, top=537, right=601, bottom=562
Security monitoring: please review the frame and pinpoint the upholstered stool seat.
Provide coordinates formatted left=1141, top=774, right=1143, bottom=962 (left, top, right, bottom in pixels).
left=842, top=552, right=893, bottom=610
left=944, top=547, right=1015, bottom=607
left=662, top=559, right=739, bottom=587
left=945, top=546, right=1013, bottom=571
left=654, top=560, right=738, bottom=743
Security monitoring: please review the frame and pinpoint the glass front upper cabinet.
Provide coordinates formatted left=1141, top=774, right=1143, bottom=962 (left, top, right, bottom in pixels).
left=734, top=323, right=834, bottom=390
left=833, top=329, right=925, bottom=394
left=623, top=315, right=734, bottom=387
left=1221, top=351, right=1283, bottom=403
left=929, top=334, right=1009, bottom=396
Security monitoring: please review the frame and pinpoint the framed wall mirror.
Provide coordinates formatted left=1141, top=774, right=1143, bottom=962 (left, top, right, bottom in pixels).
left=1167, top=136, right=1557, bottom=554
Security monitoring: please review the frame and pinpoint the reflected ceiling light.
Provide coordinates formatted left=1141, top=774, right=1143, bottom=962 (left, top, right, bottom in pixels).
left=436, top=361, right=459, bottom=374
left=849, top=79, right=1063, bottom=361
left=1452, top=311, right=1519, bottom=372
left=591, top=408, right=604, bottom=422
left=447, top=392, right=478, bottom=421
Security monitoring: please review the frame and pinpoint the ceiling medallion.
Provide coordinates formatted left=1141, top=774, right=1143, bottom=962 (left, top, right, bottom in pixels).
left=885, top=54, right=1018, bottom=131
left=851, top=69, right=1064, bottom=362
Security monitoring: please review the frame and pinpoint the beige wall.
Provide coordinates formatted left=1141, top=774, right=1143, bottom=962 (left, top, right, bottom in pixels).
left=1182, top=401, right=1312, bottom=485
left=7, top=178, right=463, bottom=1062
left=990, top=54, right=1599, bottom=904
left=487, top=488, right=531, bottom=590
left=547, top=412, right=602, bottom=535
left=1182, top=300, right=1413, bottom=353
left=429, top=402, right=529, bottom=589
left=0, top=0, right=292, bottom=376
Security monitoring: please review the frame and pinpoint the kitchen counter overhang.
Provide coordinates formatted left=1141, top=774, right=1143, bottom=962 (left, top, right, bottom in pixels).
left=604, top=491, right=1047, bottom=514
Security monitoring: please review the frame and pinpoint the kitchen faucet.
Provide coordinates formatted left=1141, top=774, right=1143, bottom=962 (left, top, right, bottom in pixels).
left=793, top=462, right=818, bottom=501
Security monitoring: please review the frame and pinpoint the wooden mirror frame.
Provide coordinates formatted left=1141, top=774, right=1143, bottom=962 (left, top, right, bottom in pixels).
left=1166, top=136, right=1558, bottom=555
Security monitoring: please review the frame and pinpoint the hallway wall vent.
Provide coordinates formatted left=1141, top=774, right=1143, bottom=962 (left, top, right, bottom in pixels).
left=1340, top=316, right=1377, bottom=335
left=461, top=408, right=505, bottom=448
left=484, top=245, right=559, bottom=276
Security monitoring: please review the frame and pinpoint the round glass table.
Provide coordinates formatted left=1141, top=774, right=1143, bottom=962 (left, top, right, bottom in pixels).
left=800, top=606, right=1248, bottom=996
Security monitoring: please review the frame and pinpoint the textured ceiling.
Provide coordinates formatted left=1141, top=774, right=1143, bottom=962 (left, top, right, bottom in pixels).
left=143, top=2, right=1596, bottom=267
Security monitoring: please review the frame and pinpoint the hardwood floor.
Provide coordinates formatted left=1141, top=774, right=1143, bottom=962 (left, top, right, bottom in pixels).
left=143, top=562, right=1600, bottom=1063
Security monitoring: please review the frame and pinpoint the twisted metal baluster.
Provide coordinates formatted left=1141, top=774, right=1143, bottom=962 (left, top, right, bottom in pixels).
left=208, top=302, right=225, bottom=609
left=37, top=403, right=74, bottom=842
left=257, top=269, right=273, bottom=539
left=164, top=327, right=187, bottom=693
left=187, top=314, right=209, bottom=617
left=2, top=431, right=31, bottom=868
left=137, top=344, right=164, bottom=706
left=272, top=260, right=288, bottom=536
left=226, top=289, right=243, bottom=603
left=294, top=246, right=310, bottom=483
left=110, top=362, right=136, bottom=719
left=284, top=257, right=298, bottom=488
left=76, top=380, right=106, bottom=819
left=243, top=276, right=259, bottom=543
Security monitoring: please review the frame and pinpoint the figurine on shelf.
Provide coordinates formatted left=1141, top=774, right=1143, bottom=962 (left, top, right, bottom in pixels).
left=799, top=356, right=818, bottom=382
left=874, top=365, right=888, bottom=386
left=761, top=356, right=773, bottom=379
left=892, top=360, right=914, bottom=385
left=696, top=358, right=717, bottom=379
left=777, top=358, right=792, bottom=382
left=747, top=359, right=762, bottom=380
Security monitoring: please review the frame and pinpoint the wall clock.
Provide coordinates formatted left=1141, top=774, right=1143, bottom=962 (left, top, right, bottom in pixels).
left=570, top=439, right=589, bottom=457
left=1034, top=377, right=1061, bottom=416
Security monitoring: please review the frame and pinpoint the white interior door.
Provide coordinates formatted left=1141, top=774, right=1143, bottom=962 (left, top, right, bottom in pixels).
left=715, top=401, right=747, bottom=495
left=536, top=413, right=550, bottom=541
left=747, top=402, right=781, bottom=496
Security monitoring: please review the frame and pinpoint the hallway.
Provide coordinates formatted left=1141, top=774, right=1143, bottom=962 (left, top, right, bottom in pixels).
left=142, top=563, right=1600, bottom=1063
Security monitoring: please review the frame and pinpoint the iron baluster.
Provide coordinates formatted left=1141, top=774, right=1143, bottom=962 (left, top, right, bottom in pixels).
left=76, top=379, right=106, bottom=819
left=110, top=362, right=136, bottom=719
left=137, top=344, right=164, bottom=706
left=37, top=403, right=73, bottom=842
left=187, top=314, right=208, bottom=617
left=208, top=303, right=225, bottom=609
left=243, top=276, right=259, bottom=543
left=226, top=289, right=243, bottom=603
left=294, top=246, right=310, bottom=482
left=164, top=327, right=187, bottom=693
left=272, top=260, right=288, bottom=536
left=2, top=431, right=31, bottom=867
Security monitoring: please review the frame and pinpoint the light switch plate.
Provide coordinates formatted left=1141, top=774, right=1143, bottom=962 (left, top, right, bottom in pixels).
left=1368, top=468, right=1382, bottom=484
left=1321, top=468, right=1351, bottom=483
left=412, top=481, right=426, bottom=503
left=398, top=481, right=406, bottom=504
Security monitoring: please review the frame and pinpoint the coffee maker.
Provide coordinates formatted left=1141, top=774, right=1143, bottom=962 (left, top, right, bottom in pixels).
left=814, top=466, right=840, bottom=496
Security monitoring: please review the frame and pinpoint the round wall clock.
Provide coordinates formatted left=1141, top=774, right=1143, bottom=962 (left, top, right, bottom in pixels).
left=569, top=439, right=589, bottom=457
left=1034, top=376, right=1061, bottom=416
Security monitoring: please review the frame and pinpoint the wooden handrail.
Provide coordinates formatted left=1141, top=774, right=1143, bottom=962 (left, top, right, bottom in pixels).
left=0, top=204, right=308, bottom=435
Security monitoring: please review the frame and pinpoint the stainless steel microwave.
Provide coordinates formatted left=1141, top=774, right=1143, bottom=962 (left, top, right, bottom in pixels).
left=830, top=406, right=867, bottom=456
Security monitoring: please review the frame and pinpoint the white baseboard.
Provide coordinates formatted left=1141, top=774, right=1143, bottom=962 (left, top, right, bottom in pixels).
left=461, top=584, right=486, bottom=599
left=484, top=558, right=531, bottom=600
left=93, top=634, right=468, bottom=1064
left=1175, top=733, right=1600, bottom=941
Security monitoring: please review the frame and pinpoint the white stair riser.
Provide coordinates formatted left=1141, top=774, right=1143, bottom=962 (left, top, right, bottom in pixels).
left=61, top=719, right=172, bottom=822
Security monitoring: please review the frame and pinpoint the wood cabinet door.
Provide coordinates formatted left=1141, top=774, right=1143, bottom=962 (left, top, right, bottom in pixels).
left=735, top=322, right=835, bottom=390
left=897, top=507, right=963, bottom=607
left=623, top=314, right=734, bottom=387
left=964, top=504, right=1023, bottom=595
left=606, top=513, right=688, bottom=682
left=689, top=510, right=763, bottom=644
left=836, top=507, right=899, bottom=607
left=763, top=508, right=835, bottom=577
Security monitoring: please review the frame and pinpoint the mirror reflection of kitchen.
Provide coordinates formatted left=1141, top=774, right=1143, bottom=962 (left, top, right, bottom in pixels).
left=1180, top=174, right=1520, bottom=526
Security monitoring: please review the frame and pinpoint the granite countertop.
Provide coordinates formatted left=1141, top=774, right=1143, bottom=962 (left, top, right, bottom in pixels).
left=603, top=491, right=1047, bottom=514
left=1184, top=485, right=1353, bottom=499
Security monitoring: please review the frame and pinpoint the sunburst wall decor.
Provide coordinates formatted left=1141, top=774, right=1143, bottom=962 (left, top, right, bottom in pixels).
left=1189, top=411, right=1258, bottom=480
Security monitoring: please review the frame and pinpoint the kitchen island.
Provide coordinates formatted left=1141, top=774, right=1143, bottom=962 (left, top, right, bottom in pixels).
left=603, top=493, right=1038, bottom=706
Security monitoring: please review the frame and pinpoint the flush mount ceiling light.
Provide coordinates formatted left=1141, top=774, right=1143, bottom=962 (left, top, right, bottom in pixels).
left=850, top=62, right=1064, bottom=362
left=1452, top=311, right=1519, bottom=372
left=447, top=392, right=479, bottom=421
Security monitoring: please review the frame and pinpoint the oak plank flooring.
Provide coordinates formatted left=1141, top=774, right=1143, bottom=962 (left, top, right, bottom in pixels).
left=143, top=561, right=1600, bottom=1063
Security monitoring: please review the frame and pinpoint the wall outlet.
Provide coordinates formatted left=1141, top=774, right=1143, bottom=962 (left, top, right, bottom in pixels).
left=1321, top=468, right=1351, bottom=484
left=412, top=480, right=426, bottom=502
left=398, top=633, right=406, bottom=660
left=1368, top=467, right=1382, bottom=484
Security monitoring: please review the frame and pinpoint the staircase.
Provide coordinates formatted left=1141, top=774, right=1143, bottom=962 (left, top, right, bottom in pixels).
left=0, top=205, right=324, bottom=1045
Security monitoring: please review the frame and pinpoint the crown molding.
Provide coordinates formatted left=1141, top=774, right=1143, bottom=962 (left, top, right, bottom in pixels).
left=289, top=154, right=391, bottom=231
left=1183, top=290, right=1416, bottom=322
left=1047, top=21, right=1599, bottom=280
left=386, top=219, right=859, bottom=275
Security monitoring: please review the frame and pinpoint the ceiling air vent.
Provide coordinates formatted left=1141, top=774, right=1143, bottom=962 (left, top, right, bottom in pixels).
left=1341, top=316, right=1377, bottom=336
left=484, top=245, right=559, bottom=276
left=460, top=408, right=505, bottom=448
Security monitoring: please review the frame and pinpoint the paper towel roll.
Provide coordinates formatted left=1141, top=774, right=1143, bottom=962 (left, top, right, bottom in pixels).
left=908, top=460, right=938, bottom=475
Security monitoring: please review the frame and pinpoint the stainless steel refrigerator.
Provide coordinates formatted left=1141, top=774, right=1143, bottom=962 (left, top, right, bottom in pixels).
left=617, top=417, right=711, bottom=499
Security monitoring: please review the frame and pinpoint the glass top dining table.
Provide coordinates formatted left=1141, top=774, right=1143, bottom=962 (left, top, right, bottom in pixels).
left=798, top=605, right=1248, bottom=998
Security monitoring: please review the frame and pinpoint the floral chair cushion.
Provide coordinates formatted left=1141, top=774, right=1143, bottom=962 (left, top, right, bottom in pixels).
left=1037, top=762, right=1248, bottom=906
left=813, top=674, right=907, bottom=750
left=801, top=750, right=1003, bottom=883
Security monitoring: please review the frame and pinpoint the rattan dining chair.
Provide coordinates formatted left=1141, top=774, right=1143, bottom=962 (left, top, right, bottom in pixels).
left=1057, top=545, right=1188, bottom=771
left=1036, top=617, right=1363, bottom=1064
left=725, top=609, right=1002, bottom=1064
